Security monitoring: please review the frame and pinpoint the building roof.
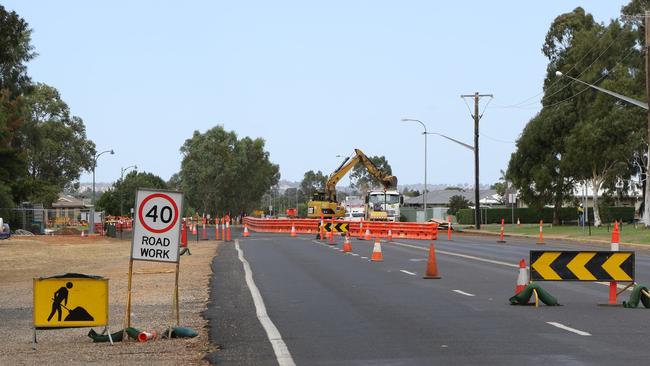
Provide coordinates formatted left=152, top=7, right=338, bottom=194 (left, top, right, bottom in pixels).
left=403, top=189, right=498, bottom=206
left=52, top=194, right=91, bottom=209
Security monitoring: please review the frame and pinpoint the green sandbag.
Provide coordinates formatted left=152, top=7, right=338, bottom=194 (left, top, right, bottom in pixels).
left=509, top=283, right=560, bottom=306
left=159, top=326, right=198, bottom=339
left=623, top=284, right=650, bottom=308
left=179, top=247, right=191, bottom=256
left=87, top=327, right=141, bottom=342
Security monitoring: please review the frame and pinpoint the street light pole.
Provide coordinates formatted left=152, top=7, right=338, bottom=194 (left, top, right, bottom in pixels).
left=91, top=149, right=114, bottom=234
left=402, top=119, right=428, bottom=221
left=120, top=165, right=137, bottom=217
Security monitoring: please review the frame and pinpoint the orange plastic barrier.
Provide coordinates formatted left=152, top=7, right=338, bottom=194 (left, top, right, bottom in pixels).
left=242, top=217, right=437, bottom=241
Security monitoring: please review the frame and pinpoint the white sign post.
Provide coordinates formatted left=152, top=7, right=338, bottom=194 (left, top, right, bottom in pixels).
left=131, top=189, right=183, bottom=263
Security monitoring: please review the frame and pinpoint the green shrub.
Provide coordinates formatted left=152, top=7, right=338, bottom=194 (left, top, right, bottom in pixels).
left=457, top=206, right=634, bottom=225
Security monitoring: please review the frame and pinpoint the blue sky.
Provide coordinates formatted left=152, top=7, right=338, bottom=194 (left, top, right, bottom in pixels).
left=4, top=1, right=631, bottom=186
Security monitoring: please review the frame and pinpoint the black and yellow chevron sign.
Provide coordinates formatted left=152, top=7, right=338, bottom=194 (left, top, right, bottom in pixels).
left=530, top=251, right=634, bottom=281
left=323, top=222, right=349, bottom=233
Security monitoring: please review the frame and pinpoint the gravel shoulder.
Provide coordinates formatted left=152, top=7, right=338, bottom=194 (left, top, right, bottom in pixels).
left=0, top=235, right=218, bottom=366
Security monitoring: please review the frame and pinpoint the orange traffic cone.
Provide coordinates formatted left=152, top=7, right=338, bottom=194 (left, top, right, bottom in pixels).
left=138, top=330, right=157, bottom=342
left=342, top=235, right=352, bottom=253
left=387, top=229, right=393, bottom=242
left=370, top=237, right=383, bottom=262
left=243, top=224, right=250, bottom=237
left=515, top=258, right=528, bottom=295
left=328, top=229, right=334, bottom=245
left=290, top=223, right=297, bottom=237
left=192, top=224, right=198, bottom=236
left=201, top=223, right=207, bottom=240
left=319, top=219, right=325, bottom=240
left=364, top=228, right=371, bottom=241
left=536, top=220, right=544, bottom=245
left=497, top=218, right=506, bottom=243
left=423, top=243, right=441, bottom=279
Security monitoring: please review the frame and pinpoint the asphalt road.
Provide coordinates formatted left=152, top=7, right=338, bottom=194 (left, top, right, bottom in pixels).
left=206, top=230, right=650, bottom=365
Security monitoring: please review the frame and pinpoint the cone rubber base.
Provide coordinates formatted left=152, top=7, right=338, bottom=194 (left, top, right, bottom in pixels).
left=497, top=240, right=506, bottom=243
left=423, top=275, right=441, bottom=279
left=536, top=242, right=544, bottom=245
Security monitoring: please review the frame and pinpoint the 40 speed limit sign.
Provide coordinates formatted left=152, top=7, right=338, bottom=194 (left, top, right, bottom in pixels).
left=131, top=189, right=184, bottom=263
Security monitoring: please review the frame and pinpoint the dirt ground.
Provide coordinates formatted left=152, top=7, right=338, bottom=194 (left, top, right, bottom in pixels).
left=0, top=235, right=218, bottom=365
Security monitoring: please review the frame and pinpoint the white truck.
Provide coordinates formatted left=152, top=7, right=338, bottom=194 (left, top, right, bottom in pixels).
left=343, top=196, right=366, bottom=221
left=366, top=189, right=402, bottom=222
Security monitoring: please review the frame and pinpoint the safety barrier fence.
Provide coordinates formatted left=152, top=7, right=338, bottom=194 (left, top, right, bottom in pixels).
left=242, top=217, right=438, bottom=240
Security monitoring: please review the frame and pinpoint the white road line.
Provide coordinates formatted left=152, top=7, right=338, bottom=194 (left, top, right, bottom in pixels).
left=361, top=256, right=368, bottom=259
left=350, top=253, right=359, bottom=256
left=546, top=322, right=591, bottom=336
left=400, top=270, right=417, bottom=276
left=453, top=290, right=475, bottom=297
left=393, top=241, right=519, bottom=268
left=235, top=240, right=296, bottom=366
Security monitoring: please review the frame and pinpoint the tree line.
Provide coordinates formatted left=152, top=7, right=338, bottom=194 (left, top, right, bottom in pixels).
left=507, top=1, right=648, bottom=226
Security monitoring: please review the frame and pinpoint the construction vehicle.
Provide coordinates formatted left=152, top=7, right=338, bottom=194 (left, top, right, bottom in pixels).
left=366, top=189, right=403, bottom=221
left=307, top=149, right=398, bottom=219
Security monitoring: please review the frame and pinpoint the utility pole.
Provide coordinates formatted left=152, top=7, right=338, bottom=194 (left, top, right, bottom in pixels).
left=644, top=10, right=650, bottom=226
left=461, top=92, right=493, bottom=230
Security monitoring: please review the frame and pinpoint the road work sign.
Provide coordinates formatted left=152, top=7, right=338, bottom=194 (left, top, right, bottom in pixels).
left=323, top=222, right=349, bottom=233
left=530, top=250, right=634, bottom=281
left=33, top=275, right=108, bottom=328
left=132, top=189, right=183, bottom=263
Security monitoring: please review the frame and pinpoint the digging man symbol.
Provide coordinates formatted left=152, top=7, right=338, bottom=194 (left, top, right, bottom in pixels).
left=48, top=282, right=73, bottom=322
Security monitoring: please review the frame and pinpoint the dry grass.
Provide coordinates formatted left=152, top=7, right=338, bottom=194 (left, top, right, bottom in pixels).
left=0, top=235, right=218, bottom=366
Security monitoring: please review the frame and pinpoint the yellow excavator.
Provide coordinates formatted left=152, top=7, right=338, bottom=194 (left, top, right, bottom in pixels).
left=307, top=149, right=398, bottom=219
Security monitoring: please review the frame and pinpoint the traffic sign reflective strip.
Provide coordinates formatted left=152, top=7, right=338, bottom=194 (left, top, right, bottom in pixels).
left=530, top=252, right=562, bottom=280
left=566, top=252, right=597, bottom=281
left=530, top=251, right=634, bottom=281
left=601, top=253, right=633, bottom=281
left=323, top=223, right=349, bottom=232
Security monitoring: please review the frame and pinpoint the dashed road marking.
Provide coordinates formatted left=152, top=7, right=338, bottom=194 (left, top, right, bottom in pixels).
left=361, top=256, right=368, bottom=259
left=393, top=241, right=519, bottom=268
left=546, top=322, right=591, bottom=336
left=400, top=270, right=417, bottom=276
left=453, top=290, right=475, bottom=297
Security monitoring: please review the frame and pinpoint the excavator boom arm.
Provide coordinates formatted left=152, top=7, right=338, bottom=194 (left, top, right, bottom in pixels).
left=323, top=149, right=397, bottom=201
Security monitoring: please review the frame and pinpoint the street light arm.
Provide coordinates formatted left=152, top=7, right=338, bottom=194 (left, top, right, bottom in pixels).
left=556, top=71, right=648, bottom=110
left=427, top=132, right=475, bottom=151
left=401, top=118, right=427, bottom=133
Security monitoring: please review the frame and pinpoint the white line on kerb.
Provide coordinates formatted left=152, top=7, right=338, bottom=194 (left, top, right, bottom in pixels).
left=546, top=322, right=591, bottom=336
left=235, top=240, right=296, bottom=366
left=453, top=290, right=475, bottom=297
left=400, top=270, right=417, bottom=276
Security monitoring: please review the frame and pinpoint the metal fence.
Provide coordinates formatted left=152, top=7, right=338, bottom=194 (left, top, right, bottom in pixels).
left=0, top=208, right=107, bottom=235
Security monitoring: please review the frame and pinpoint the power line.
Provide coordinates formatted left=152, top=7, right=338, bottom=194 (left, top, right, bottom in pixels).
left=494, top=26, right=620, bottom=109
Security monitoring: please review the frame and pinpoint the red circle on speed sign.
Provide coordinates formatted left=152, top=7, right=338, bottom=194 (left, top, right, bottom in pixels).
left=138, top=193, right=179, bottom=233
